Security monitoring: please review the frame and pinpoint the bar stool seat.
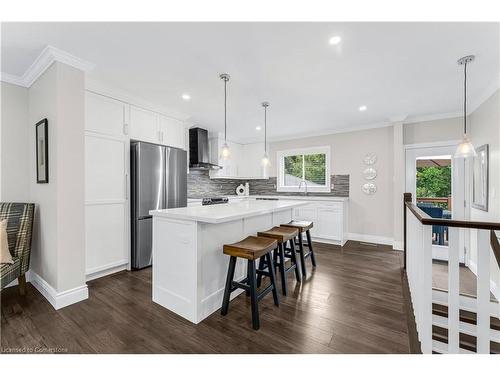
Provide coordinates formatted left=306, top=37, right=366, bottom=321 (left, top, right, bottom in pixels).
left=223, top=236, right=278, bottom=260
left=256, top=226, right=302, bottom=295
left=281, top=220, right=317, bottom=278
left=281, top=220, right=313, bottom=233
left=257, top=226, right=298, bottom=243
left=221, top=236, right=280, bottom=330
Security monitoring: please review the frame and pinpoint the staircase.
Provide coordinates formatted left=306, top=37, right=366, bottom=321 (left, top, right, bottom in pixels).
left=431, top=289, right=500, bottom=353
left=404, top=193, right=500, bottom=354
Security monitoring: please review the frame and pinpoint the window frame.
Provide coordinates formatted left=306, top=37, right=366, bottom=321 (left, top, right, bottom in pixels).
left=276, top=146, right=331, bottom=193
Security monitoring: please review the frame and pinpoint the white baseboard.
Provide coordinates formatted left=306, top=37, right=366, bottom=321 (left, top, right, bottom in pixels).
left=393, top=241, right=404, bottom=251
left=347, top=233, right=395, bottom=247
left=310, top=236, right=343, bottom=246
left=86, top=259, right=128, bottom=281
left=467, top=259, right=500, bottom=301
left=28, top=270, right=88, bottom=310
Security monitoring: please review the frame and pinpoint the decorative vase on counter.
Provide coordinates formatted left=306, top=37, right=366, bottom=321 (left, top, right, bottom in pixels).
left=236, top=184, right=246, bottom=196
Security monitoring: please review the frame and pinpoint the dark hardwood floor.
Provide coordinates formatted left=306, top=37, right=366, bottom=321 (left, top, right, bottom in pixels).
left=1, top=242, right=411, bottom=353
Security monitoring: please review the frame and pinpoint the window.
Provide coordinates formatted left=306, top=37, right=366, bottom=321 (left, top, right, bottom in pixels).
left=277, top=146, right=331, bottom=192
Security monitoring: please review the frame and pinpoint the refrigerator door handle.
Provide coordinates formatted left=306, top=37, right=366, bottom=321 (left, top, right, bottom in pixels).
left=125, top=173, right=129, bottom=200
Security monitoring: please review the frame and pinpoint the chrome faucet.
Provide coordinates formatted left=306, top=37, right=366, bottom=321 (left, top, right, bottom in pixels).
left=298, top=179, right=309, bottom=196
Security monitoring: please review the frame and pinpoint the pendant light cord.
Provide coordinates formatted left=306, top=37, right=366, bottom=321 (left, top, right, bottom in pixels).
left=264, top=105, right=267, bottom=153
left=224, top=78, right=227, bottom=143
left=463, top=61, right=467, bottom=135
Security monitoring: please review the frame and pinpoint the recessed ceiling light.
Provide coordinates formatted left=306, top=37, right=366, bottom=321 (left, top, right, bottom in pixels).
left=329, top=36, right=342, bottom=45
left=359, top=105, right=367, bottom=112
left=255, top=126, right=262, bottom=131
left=181, top=94, right=191, bottom=101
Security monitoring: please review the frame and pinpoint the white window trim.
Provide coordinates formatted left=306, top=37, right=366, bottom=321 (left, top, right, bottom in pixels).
left=276, top=146, right=331, bottom=193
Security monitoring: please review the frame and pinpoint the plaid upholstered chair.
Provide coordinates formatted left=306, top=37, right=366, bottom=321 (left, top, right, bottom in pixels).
left=0, top=203, right=35, bottom=295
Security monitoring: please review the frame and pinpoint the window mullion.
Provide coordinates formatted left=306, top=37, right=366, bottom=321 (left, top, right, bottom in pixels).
left=302, top=154, right=305, bottom=181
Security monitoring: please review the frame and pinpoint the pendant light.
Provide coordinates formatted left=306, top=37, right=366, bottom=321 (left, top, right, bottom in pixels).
left=220, top=73, right=231, bottom=160
left=261, top=102, right=270, bottom=167
left=454, top=55, right=477, bottom=159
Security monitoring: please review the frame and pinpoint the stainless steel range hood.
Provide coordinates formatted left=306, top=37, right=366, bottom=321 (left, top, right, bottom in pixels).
left=189, top=127, right=221, bottom=170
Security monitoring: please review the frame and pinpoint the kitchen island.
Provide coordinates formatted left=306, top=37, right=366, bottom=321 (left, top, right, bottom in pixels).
left=150, top=199, right=308, bottom=323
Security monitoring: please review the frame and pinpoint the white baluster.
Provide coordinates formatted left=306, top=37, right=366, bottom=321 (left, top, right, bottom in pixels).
left=421, top=224, right=433, bottom=353
left=476, top=229, right=491, bottom=354
left=447, top=227, right=460, bottom=353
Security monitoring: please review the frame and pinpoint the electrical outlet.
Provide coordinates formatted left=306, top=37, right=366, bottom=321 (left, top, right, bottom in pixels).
left=331, top=183, right=334, bottom=190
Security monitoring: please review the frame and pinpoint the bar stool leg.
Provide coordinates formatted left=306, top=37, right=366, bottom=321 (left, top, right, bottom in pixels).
left=305, top=230, right=317, bottom=267
left=247, top=259, right=260, bottom=330
left=289, top=238, right=302, bottom=282
left=277, top=243, right=288, bottom=296
left=221, top=256, right=237, bottom=316
left=256, top=256, right=267, bottom=288
left=297, top=233, right=307, bottom=277
left=266, top=252, right=280, bottom=306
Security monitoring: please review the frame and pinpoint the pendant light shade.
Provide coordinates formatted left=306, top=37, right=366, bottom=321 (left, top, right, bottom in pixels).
left=454, top=55, right=477, bottom=159
left=220, top=73, right=231, bottom=160
left=261, top=102, right=270, bottom=168
left=454, top=135, right=476, bottom=158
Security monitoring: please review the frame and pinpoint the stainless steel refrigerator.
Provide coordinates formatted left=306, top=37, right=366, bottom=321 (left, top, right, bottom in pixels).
left=130, top=141, right=187, bottom=269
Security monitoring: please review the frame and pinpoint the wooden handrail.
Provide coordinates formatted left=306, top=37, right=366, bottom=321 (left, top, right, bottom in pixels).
left=405, top=201, right=500, bottom=230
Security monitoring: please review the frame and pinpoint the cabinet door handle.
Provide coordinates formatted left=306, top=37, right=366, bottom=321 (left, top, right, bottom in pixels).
left=123, top=123, right=129, bottom=135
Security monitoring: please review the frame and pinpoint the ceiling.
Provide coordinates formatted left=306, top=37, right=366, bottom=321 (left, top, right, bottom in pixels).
left=1, top=22, right=499, bottom=143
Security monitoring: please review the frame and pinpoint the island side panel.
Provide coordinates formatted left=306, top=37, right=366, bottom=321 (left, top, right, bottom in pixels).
left=272, top=209, right=293, bottom=227
left=198, top=212, right=279, bottom=322
left=152, top=216, right=198, bottom=323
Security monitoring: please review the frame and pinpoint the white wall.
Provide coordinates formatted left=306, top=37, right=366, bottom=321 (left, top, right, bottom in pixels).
left=403, top=117, right=463, bottom=145
left=28, top=63, right=59, bottom=288
left=269, top=126, right=395, bottom=242
left=0, top=82, right=30, bottom=201
left=468, top=89, right=500, bottom=294
left=28, top=62, right=87, bottom=298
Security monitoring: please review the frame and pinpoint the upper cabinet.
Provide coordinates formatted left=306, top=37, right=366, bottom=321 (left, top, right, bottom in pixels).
left=129, top=105, right=186, bottom=150
left=129, top=105, right=159, bottom=144
left=240, top=143, right=266, bottom=179
left=85, top=91, right=127, bottom=137
left=158, top=115, right=186, bottom=150
left=208, top=137, right=267, bottom=179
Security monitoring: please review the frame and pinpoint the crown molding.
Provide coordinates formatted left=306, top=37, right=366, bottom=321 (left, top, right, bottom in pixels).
left=238, top=120, right=393, bottom=145
left=0, top=72, right=27, bottom=87
left=0, top=45, right=95, bottom=88
left=404, top=111, right=462, bottom=124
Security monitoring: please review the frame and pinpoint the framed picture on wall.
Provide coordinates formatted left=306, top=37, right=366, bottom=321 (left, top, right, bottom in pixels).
left=36, top=118, right=49, bottom=183
left=472, top=144, right=488, bottom=211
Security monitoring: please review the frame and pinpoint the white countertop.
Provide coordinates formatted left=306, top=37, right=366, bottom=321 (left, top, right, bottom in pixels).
left=187, top=195, right=348, bottom=203
left=151, top=199, right=308, bottom=224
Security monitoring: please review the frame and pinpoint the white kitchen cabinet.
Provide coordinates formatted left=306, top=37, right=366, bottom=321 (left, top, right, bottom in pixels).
left=240, top=142, right=266, bottom=179
left=158, top=115, right=186, bottom=149
left=209, top=138, right=242, bottom=178
left=208, top=138, right=267, bottom=179
left=130, top=105, right=160, bottom=144
left=85, top=91, right=129, bottom=279
left=293, top=200, right=347, bottom=245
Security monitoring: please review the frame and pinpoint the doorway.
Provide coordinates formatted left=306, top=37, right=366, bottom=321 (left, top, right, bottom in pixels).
left=405, top=143, right=465, bottom=262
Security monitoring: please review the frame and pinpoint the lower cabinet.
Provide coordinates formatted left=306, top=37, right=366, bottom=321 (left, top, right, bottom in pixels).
left=293, top=200, right=347, bottom=245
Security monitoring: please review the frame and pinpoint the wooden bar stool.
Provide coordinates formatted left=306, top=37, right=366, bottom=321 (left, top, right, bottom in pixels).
left=281, top=220, right=317, bottom=278
left=221, top=236, right=280, bottom=330
left=256, top=226, right=301, bottom=296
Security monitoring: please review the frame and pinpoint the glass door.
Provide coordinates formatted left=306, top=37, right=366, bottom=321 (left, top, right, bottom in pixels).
left=406, top=144, right=465, bottom=262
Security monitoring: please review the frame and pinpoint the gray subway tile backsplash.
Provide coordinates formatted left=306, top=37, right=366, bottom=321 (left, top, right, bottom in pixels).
left=187, top=170, right=349, bottom=198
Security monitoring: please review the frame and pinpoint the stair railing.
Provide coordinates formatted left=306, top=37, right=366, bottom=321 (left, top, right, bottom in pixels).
left=403, top=192, right=500, bottom=354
